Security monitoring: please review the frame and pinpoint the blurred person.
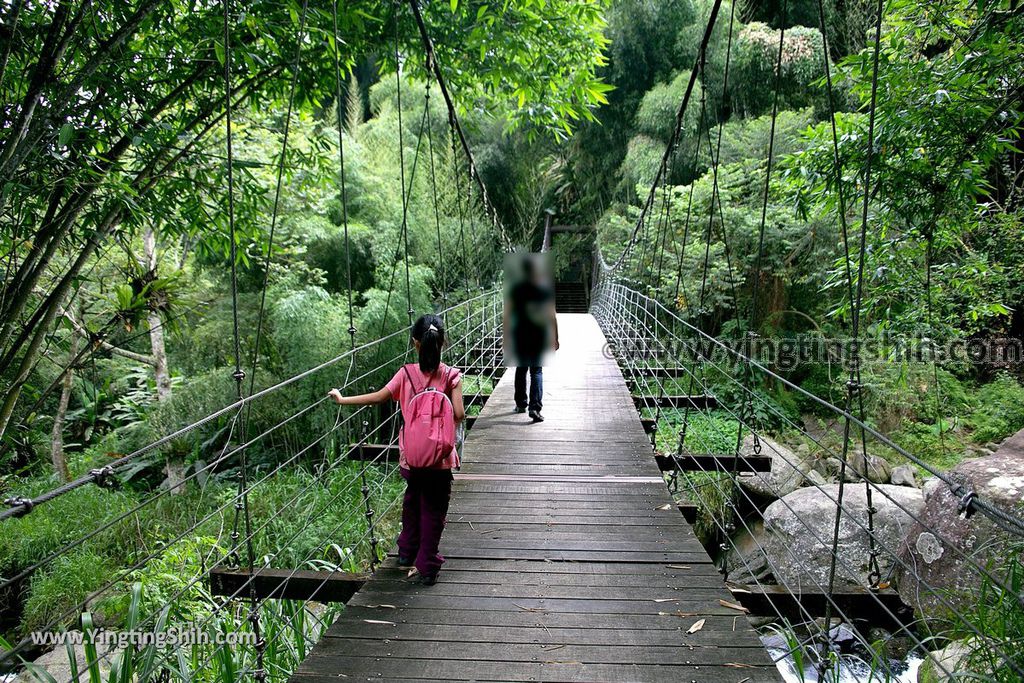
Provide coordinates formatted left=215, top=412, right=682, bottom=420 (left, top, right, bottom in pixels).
left=503, top=253, right=559, bottom=422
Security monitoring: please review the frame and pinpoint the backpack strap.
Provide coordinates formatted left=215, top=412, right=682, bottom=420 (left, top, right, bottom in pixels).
left=402, top=364, right=422, bottom=395
left=403, top=364, right=441, bottom=395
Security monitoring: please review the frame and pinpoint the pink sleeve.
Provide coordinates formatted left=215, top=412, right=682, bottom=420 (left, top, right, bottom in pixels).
left=447, top=366, right=462, bottom=390
left=385, top=368, right=405, bottom=401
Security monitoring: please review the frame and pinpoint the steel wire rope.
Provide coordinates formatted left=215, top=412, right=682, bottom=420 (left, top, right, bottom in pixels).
left=593, top=287, right=1015, bottom=680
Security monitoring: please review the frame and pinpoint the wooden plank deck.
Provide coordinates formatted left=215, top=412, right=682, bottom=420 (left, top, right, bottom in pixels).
left=291, top=314, right=781, bottom=682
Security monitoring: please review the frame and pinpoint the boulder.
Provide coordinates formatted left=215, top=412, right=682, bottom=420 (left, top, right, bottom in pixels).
left=805, top=470, right=831, bottom=487
left=894, top=449, right=1024, bottom=620
left=823, top=457, right=843, bottom=478
left=891, top=464, right=919, bottom=488
left=917, top=640, right=974, bottom=683
left=736, top=434, right=811, bottom=501
left=1000, top=426, right=1024, bottom=452
left=822, top=453, right=890, bottom=484
left=15, top=632, right=119, bottom=683
left=723, top=519, right=772, bottom=583
left=762, top=484, right=924, bottom=587
left=840, top=453, right=891, bottom=484
left=865, top=455, right=892, bottom=484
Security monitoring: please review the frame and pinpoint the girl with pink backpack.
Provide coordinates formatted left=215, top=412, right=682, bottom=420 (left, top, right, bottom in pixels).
left=328, top=314, right=465, bottom=585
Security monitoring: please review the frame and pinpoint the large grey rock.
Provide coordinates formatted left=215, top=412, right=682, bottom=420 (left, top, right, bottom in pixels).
left=805, top=470, right=831, bottom=487
left=736, top=434, right=811, bottom=501
left=840, top=453, right=891, bottom=484
left=15, top=632, right=119, bottom=683
left=723, top=520, right=772, bottom=582
left=917, top=640, right=975, bottom=682
left=894, top=448, right=1024, bottom=619
left=865, top=455, right=892, bottom=484
left=762, top=484, right=924, bottom=587
left=891, top=463, right=919, bottom=488
left=823, top=453, right=890, bottom=484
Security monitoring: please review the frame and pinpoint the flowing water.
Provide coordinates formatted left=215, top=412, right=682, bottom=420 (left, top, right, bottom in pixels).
left=764, top=639, right=924, bottom=682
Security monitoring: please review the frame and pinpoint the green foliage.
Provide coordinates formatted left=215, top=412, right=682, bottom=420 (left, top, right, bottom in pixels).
left=303, top=222, right=376, bottom=296
left=731, top=23, right=827, bottom=118
left=889, top=422, right=964, bottom=473
left=684, top=471, right=736, bottom=545
left=715, top=108, right=816, bottom=167
left=967, top=375, right=1024, bottom=444
left=619, top=135, right=669, bottom=189
left=862, top=363, right=973, bottom=432
left=961, top=545, right=1024, bottom=681
left=243, top=463, right=403, bottom=569
left=0, top=484, right=137, bottom=580
left=109, top=538, right=222, bottom=625
left=635, top=71, right=703, bottom=144
left=21, top=550, right=114, bottom=633
left=784, top=0, right=1023, bottom=336
left=650, top=409, right=740, bottom=454
left=461, top=375, right=495, bottom=396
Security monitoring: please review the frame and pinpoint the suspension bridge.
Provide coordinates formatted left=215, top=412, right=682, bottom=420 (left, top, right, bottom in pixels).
left=289, top=313, right=779, bottom=682
left=3, top=276, right=1022, bottom=682
left=2, top=0, right=1024, bottom=681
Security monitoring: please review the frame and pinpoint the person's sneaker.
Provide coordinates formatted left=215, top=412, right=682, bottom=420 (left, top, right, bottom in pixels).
left=514, top=406, right=527, bottom=414
left=418, top=574, right=438, bottom=586
left=528, top=410, right=544, bottom=423
left=397, top=556, right=413, bottom=567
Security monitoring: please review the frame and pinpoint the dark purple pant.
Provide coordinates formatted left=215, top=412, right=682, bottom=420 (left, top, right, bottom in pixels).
left=397, top=468, right=453, bottom=577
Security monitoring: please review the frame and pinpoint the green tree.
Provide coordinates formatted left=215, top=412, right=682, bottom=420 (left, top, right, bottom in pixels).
left=0, top=0, right=612, bottom=444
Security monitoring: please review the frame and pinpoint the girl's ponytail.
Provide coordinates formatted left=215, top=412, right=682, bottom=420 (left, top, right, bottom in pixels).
left=411, top=314, right=444, bottom=373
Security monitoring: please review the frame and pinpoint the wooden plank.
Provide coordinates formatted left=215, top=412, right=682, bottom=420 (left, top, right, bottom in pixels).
left=334, top=603, right=729, bottom=629
left=359, top=581, right=734, bottom=602
left=370, top=567, right=725, bottom=588
left=633, top=394, right=718, bottom=409
left=346, top=593, right=742, bottom=615
left=727, top=581, right=913, bottom=629
left=293, top=660, right=780, bottom=683
left=623, top=367, right=695, bottom=379
left=656, top=453, right=774, bottom=473
left=208, top=568, right=365, bottom=603
left=436, top=549, right=710, bottom=563
left=326, top=621, right=759, bottom=646
left=445, top=519, right=689, bottom=529
left=306, top=638, right=774, bottom=665
left=376, top=558, right=709, bottom=576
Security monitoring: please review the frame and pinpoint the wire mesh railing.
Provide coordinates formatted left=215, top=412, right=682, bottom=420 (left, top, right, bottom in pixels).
left=592, top=278, right=1024, bottom=682
left=0, top=288, right=507, bottom=683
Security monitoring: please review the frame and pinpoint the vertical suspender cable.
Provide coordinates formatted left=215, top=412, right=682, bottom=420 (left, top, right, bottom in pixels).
left=245, top=0, right=310, bottom=404
left=425, top=74, right=449, bottom=311
left=612, top=0, right=724, bottom=271
left=735, top=0, right=790, bottom=462
left=394, top=1, right=414, bottom=324
left=220, top=1, right=266, bottom=679
left=406, top=0, right=511, bottom=251
left=818, top=0, right=885, bottom=673
left=331, top=0, right=357, bottom=356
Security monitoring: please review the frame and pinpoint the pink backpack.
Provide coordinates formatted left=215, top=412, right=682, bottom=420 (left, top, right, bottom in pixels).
left=400, top=365, right=458, bottom=469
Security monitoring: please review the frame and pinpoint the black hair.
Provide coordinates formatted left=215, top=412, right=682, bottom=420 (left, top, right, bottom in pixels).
left=411, top=314, right=445, bottom=373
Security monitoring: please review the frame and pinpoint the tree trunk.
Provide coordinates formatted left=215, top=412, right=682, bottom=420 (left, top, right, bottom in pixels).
left=51, top=309, right=78, bottom=483
left=142, top=225, right=171, bottom=400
